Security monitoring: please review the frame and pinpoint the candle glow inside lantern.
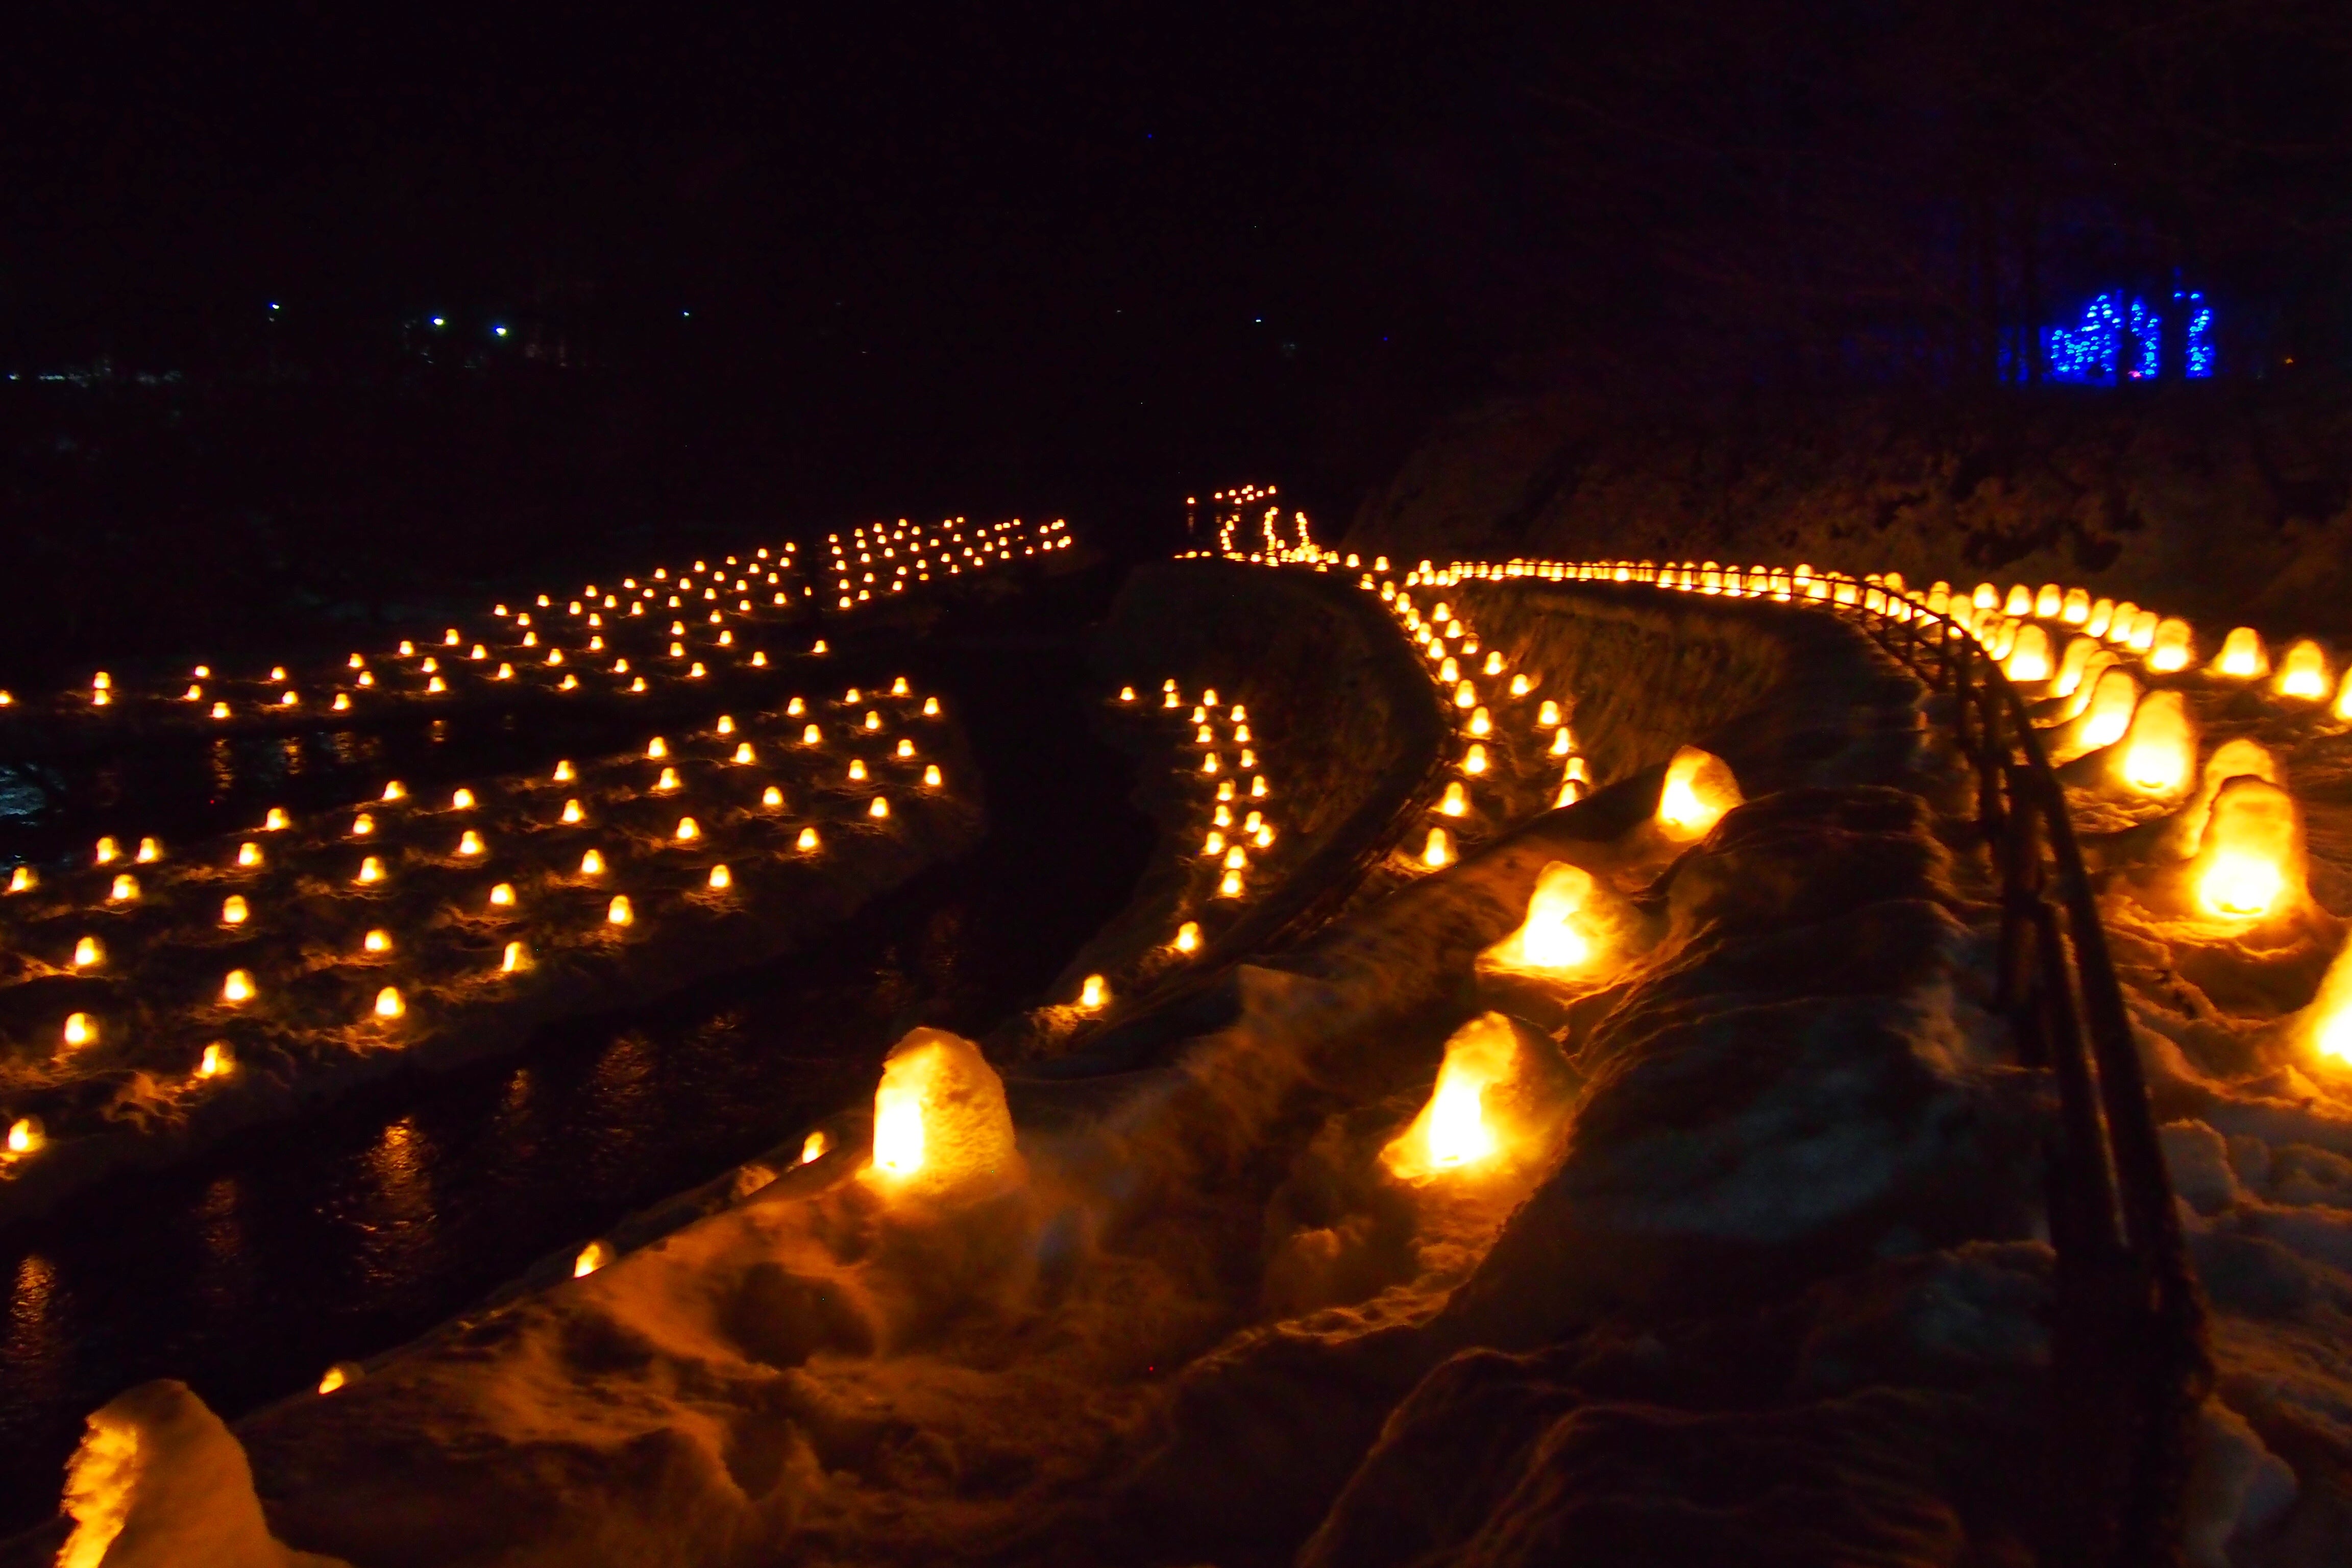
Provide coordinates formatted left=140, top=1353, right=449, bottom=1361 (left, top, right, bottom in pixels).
left=7, top=1117, right=40, bottom=1154
left=64, top=1012, right=94, bottom=1047
left=72, top=936, right=102, bottom=968
left=2070, top=667, right=2139, bottom=749
left=1655, top=746, right=1742, bottom=842
left=364, top=929, right=391, bottom=952
left=221, top=895, right=249, bottom=925
left=607, top=895, right=633, bottom=926
left=1381, top=1012, right=1525, bottom=1180
left=1174, top=920, right=1201, bottom=952
left=223, top=970, right=255, bottom=1004
left=109, top=874, right=138, bottom=902
left=1440, top=780, right=1469, bottom=816
left=1422, top=826, right=1454, bottom=868
left=197, top=1042, right=233, bottom=1079
left=2116, top=691, right=2195, bottom=797
left=2192, top=777, right=2304, bottom=922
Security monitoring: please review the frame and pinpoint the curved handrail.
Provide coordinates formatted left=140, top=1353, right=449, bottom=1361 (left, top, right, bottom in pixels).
left=1816, top=580, right=2211, bottom=1568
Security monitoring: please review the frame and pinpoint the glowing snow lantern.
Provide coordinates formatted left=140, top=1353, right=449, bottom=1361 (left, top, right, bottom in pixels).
left=1487, top=862, right=1602, bottom=972
left=923, top=764, right=943, bottom=788
left=383, top=780, right=406, bottom=801
left=222, top=969, right=255, bottom=1004
left=2034, top=583, right=2063, bottom=619
left=869, top=795, right=890, bottom=819
left=923, top=696, right=941, bottom=716
left=574, top=1241, right=611, bottom=1277
left=579, top=848, right=604, bottom=875
left=2277, top=640, right=2330, bottom=700
left=1382, top=1013, right=1524, bottom=1179
left=1218, top=867, right=1244, bottom=896
left=486, top=881, right=515, bottom=909
left=607, top=896, right=633, bottom=926
left=763, top=784, right=786, bottom=806
left=865, top=1026, right=1019, bottom=1194
left=2003, top=584, right=2032, bottom=616
left=1468, top=705, right=1492, bottom=737
left=1422, top=827, right=1454, bottom=868
left=95, top=837, right=120, bottom=865
left=456, top=830, right=484, bottom=856
left=2192, top=778, right=2302, bottom=921
left=654, top=766, right=681, bottom=792
left=2052, top=634, right=2100, bottom=697
left=1174, top=921, right=1202, bottom=953
left=72, top=936, right=102, bottom=968
left=7, top=1117, right=41, bottom=1154
left=2074, top=668, right=2140, bottom=751
left=707, top=864, right=732, bottom=891
left=364, top=929, right=390, bottom=952
left=135, top=836, right=160, bottom=863
left=2146, top=618, right=2195, bottom=673
left=2116, top=691, right=2194, bottom=797
left=1463, top=743, right=1489, bottom=775
left=2061, top=587, right=2090, bottom=624
left=2004, top=624, right=2053, bottom=683
left=797, top=827, right=820, bottom=852
left=63, top=1011, right=95, bottom=1047
left=5, top=868, right=27, bottom=895
left=2212, top=627, right=2270, bottom=680
left=212, top=701, right=232, bottom=719
left=197, top=1042, right=233, bottom=1079
left=553, top=760, right=576, bottom=783
left=647, top=737, right=669, bottom=760
left=356, top=854, right=385, bottom=884
left=1655, top=746, right=1741, bottom=841
left=1440, top=781, right=1469, bottom=816
left=674, top=816, right=700, bottom=842
left=237, top=841, right=262, bottom=867
left=1078, top=974, right=1108, bottom=1010
left=1454, top=681, right=1476, bottom=708
left=1482, top=651, right=1505, bottom=676
left=109, top=874, right=138, bottom=902
left=1537, top=699, right=1562, bottom=726
left=220, top=895, right=249, bottom=925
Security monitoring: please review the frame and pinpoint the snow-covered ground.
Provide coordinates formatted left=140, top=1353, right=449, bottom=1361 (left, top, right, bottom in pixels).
left=0, top=688, right=981, bottom=1228
left=24, top=567, right=2344, bottom=1565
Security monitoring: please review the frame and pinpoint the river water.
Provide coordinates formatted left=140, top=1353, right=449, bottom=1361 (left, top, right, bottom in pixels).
left=0, top=588, right=1152, bottom=1535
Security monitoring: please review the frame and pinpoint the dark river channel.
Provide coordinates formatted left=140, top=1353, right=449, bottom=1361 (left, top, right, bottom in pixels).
left=0, top=580, right=1153, bottom=1535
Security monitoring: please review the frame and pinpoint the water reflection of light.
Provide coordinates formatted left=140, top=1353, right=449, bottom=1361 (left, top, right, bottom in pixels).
left=279, top=736, right=304, bottom=777
left=192, top=1176, right=252, bottom=1317
left=209, top=738, right=237, bottom=795
left=6, top=1254, right=69, bottom=1411
left=353, top=1117, right=437, bottom=1290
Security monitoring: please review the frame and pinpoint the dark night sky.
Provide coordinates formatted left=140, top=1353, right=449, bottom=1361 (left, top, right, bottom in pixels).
left=0, top=1, right=2346, bottom=681
left=0, top=3, right=1502, bottom=513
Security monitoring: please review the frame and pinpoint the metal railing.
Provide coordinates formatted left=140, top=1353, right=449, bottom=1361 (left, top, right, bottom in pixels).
left=1836, top=583, right=2212, bottom=1567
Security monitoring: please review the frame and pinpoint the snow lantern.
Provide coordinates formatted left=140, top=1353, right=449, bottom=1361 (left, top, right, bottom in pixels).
left=1484, top=862, right=1602, bottom=973
left=2146, top=618, right=2196, bottom=673
left=2004, top=624, right=2053, bottom=683
left=2191, top=778, right=2304, bottom=922
left=2115, top=691, right=2195, bottom=798
left=1381, top=1013, right=1523, bottom=1180
left=2275, top=640, right=2330, bottom=700
left=2212, top=627, right=2270, bottom=679
left=1655, top=745, right=1741, bottom=842
left=865, top=1026, right=1019, bottom=1195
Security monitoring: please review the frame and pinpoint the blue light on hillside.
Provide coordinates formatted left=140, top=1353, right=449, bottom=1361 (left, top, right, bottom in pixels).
left=2044, top=289, right=2214, bottom=383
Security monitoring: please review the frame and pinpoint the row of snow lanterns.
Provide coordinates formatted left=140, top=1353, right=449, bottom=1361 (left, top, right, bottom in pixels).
left=823, top=515, right=1073, bottom=610
left=0, top=685, right=949, bottom=1164
left=1091, top=676, right=1289, bottom=1009
left=1502, top=551, right=2351, bottom=1064
left=1374, top=579, right=1582, bottom=870
left=42, top=543, right=810, bottom=719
